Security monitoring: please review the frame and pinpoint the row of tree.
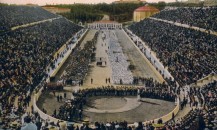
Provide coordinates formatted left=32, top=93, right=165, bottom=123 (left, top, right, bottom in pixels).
left=50, top=3, right=144, bottom=23
left=0, top=3, right=8, bottom=6
left=45, top=2, right=211, bottom=24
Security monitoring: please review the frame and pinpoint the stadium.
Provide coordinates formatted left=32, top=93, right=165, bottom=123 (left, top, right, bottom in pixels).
left=0, top=0, right=216, bottom=130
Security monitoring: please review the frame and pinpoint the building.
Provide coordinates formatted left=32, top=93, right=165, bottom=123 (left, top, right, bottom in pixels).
left=42, top=6, right=71, bottom=14
left=133, top=5, right=159, bottom=22
left=113, top=0, right=146, bottom=4
left=88, top=20, right=122, bottom=30
left=204, top=0, right=217, bottom=6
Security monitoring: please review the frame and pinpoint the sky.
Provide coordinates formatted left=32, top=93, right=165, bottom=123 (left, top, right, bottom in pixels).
left=1, top=0, right=177, bottom=6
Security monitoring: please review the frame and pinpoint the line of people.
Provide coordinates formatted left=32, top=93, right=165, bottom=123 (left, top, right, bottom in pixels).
left=54, top=81, right=176, bottom=122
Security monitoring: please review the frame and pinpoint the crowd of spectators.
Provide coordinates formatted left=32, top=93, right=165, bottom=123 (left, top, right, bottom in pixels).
left=127, top=14, right=217, bottom=129
left=175, top=82, right=217, bottom=130
left=3, top=81, right=212, bottom=130
left=1, top=5, right=217, bottom=130
left=60, top=32, right=98, bottom=85
left=163, top=81, right=217, bottom=130
left=166, top=108, right=205, bottom=130
left=0, top=6, right=58, bottom=33
left=201, top=81, right=217, bottom=129
left=128, top=19, right=217, bottom=86
left=0, top=6, right=83, bottom=129
left=133, top=77, right=177, bottom=93
left=0, top=109, right=68, bottom=130
left=53, top=81, right=176, bottom=122
left=152, top=7, right=217, bottom=32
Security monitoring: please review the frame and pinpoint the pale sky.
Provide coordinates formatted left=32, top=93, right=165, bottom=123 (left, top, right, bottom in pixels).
left=1, top=0, right=177, bottom=6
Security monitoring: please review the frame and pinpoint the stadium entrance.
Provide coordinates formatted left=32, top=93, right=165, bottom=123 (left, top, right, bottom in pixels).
left=88, top=20, right=122, bottom=30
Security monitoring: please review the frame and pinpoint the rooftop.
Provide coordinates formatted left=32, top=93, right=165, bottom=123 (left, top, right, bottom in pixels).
left=135, top=5, right=159, bottom=12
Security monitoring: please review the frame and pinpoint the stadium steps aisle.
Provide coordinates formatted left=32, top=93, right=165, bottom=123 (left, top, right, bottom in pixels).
left=174, top=86, right=191, bottom=121
left=174, top=105, right=191, bottom=121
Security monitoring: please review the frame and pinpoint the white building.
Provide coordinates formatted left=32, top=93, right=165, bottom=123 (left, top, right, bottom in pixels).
left=88, top=20, right=122, bottom=30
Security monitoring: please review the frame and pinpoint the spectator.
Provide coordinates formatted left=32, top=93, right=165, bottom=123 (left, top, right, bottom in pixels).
left=21, top=116, right=37, bottom=130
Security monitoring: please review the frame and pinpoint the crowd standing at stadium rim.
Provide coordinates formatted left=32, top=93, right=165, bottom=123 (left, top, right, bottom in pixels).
left=153, top=7, right=217, bottom=32
left=0, top=5, right=216, bottom=130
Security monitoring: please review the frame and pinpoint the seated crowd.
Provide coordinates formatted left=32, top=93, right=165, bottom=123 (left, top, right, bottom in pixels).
left=201, top=81, right=217, bottom=129
left=166, top=108, right=205, bottom=130
left=1, top=81, right=215, bottom=130
left=167, top=81, right=217, bottom=130
left=0, top=109, right=69, bottom=130
left=0, top=9, right=83, bottom=128
left=128, top=19, right=217, bottom=86
left=0, top=6, right=57, bottom=33
left=152, top=7, right=217, bottom=32
left=60, top=32, right=98, bottom=85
